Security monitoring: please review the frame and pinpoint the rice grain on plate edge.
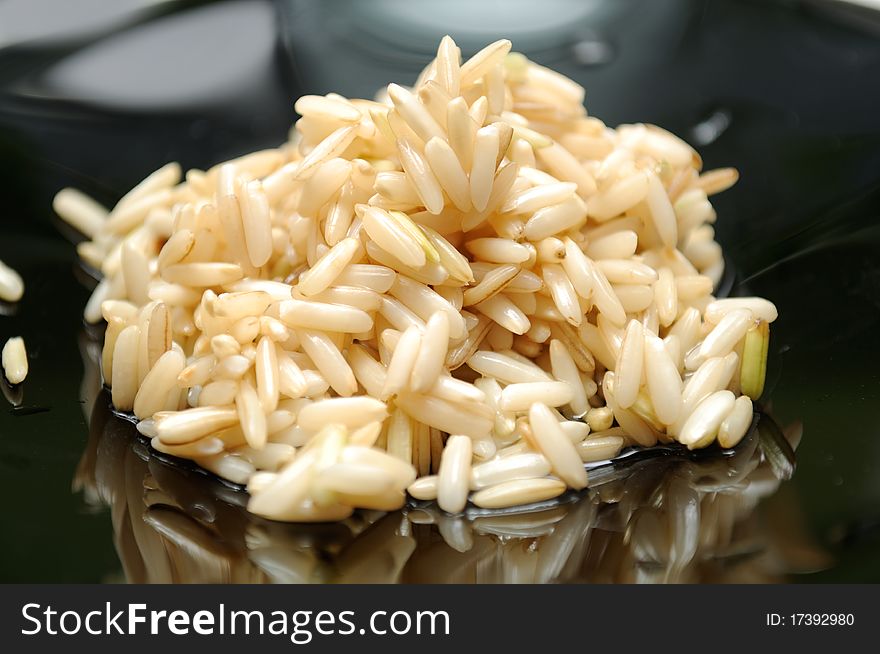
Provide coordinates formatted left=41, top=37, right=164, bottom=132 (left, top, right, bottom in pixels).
left=52, top=36, right=776, bottom=521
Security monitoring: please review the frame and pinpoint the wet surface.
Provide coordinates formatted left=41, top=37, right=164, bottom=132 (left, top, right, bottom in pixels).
left=1, top=0, right=879, bottom=582
left=75, top=391, right=811, bottom=583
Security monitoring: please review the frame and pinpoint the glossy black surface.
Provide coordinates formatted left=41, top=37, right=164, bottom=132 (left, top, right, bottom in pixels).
left=1, top=0, right=879, bottom=582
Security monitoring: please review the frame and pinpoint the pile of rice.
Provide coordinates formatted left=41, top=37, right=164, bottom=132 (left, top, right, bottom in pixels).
left=54, top=37, right=777, bottom=522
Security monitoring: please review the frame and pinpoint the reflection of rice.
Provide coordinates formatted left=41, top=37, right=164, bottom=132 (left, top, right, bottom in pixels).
left=74, top=382, right=820, bottom=583
left=56, top=36, right=778, bottom=521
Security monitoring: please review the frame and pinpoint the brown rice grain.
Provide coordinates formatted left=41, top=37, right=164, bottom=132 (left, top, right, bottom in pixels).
left=153, top=405, right=239, bottom=445
left=297, top=157, right=352, bottom=217
left=1, top=337, right=28, bottom=385
left=324, top=182, right=356, bottom=246
left=585, top=406, right=614, bottom=432
left=388, top=83, right=445, bottom=143
left=211, top=354, right=251, bottom=380
left=198, top=379, right=239, bottom=407
left=542, top=264, right=582, bottom=326
left=133, top=349, right=185, bottom=419
left=110, top=325, right=140, bottom=411
left=644, top=333, right=682, bottom=425
left=705, top=297, right=778, bottom=324
left=528, top=402, right=588, bottom=489
left=586, top=230, right=639, bottom=262
left=396, top=137, right=445, bottom=215
left=381, top=325, right=422, bottom=399
left=587, top=261, right=627, bottom=326
left=315, top=461, right=396, bottom=496
left=160, top=262, right=243, bottom=287
left=254, top=336, right=279, bottom=412
left=105, top=188, right=173, bottom=235
left=389, top=275, right=465, bottom=338
left=297, top=236, right=361, bottom=297
left=678, top=389, right=735, bottom=449
left=554, top=240, right=592, bottom=302
left=247, top=449, right=318, bottom=519
left=429, top=375, right=486, bottom=405
left=259, top=315, right=291, bottom=342
left=235, top=379, right=267, bottom=449
left=471, top=452, right=552, bottom=490
left=696, top=167, right=739, bottom=196
left=470, top=125, right=501, bottom=211
left=385, top=406, right=414, bottom=464
left=500, top=381, right=573, bottom=412
left=360, top=205, right=427, bottom=268
left=275, top=353, right=307, bottom=399
left=396, top=392, right=493, bottom=437
left=615, top=320, right=645, bottom=409
left=294, top=94, right=362, bottom=123
left=549, top=339, right=589, bottom=416
left=460, top=38, right=512, bottom=86
left=613, top=284, right=653, bottom=313
left=279, top=298, right=372, bottom=333
left=410, top=311, right=450, bottom=393
left=266, top=407, right=297, bottom=434
left=378, top=296, right=425, bottom=333
left=523, top=196, right=587, bottom=242
left=446, top=97, right=478, bottom=170
left=434, top=35, right=461, bottom=95
left=375, top=171, right=422, bottom=206
left=645, top=172, right=678, bottom=247
left=234, top=443, right=296, bottom=471
left=407, top=474, right=439, bottom=500
left=663, top=333, right=683, bottom=371
left=437, top=435, right=472, bottom=513
left=686, top=308, right=752, bottom=369
left=227, top=316, right=260, bottom=344
left=295, top=329, right=357, bottom=396
left=237, top=180, right=272, bottom=268
left=576, top=435, right=624, bottom=462
left=654, top=267, right=678, bottom=327
left=468, top=95, right=489, bottom=127
left=596, top=259, right=658, bottom=285
left=474, top=294, right=531, bottom=335
left=333, top=264, right=396, bottom=293
left=310, top=287, right=381, bottom=314
left=506, top=289, right=538, bottom=315
left=527, top=320, right=552, bottom=343
left=467, top=350, right=551, bottom=384
left=668, top=306, right=702, bottom=355
left=347, top=421, right=383, bottom=447
left=717, top=395, right=753, bottom=448
left=587, top=172, right=650, bottom=222
left=675, top=274, right=714, bottom=301
left=558, top=420, right=590, bottom=442
left=471, top=477, right=566, bottom=509
left=52, top=188, right=108, bottom=238
left=503, top=182, right=577, bottom=215
left=536, top=143, right=596, bottom=196
left=424, top=136, right=472, bottom=211
left=293, top=126, right=357, bottom=181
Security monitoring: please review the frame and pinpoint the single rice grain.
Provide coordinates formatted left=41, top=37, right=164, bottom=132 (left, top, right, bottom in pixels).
left=1, top=337, right=28, bottom=385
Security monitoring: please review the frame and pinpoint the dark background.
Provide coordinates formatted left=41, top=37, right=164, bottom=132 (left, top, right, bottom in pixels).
left=0, top=0, right=878, bottom=582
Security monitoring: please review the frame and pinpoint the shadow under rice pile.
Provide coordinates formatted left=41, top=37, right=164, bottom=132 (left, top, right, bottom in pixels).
left=54, top=36, right=777, bottom=522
